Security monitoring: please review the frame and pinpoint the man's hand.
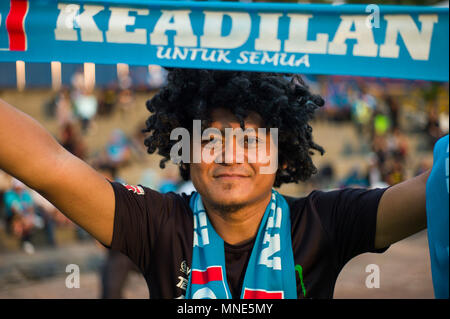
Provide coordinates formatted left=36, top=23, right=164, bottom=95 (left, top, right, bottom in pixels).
left=375, top=170, right=430, bottom=249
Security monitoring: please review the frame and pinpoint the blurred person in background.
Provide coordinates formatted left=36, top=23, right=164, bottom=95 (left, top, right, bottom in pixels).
left=158, top=165, right=181, bottom=194
left=117, top=89, right=135, bottom=115
left=98, top=86, right=118, bottom=117
left=316, top=163, right=336, bottom=190
left=60, top=123, right=88, bottom=161
left=372, top=134, right=389, bottom=170
left=0, top=170, right=12, bottom=224
left=415, top=159, right=432, bottom=177
left=340, top=165, right=369, bottom=189
left=438, top=111, right=449, bottom=135
left=55, top=87, right=75, bottom=129
left=3, top=179, right=44, bottom=254
left=367, top=154, right=387, bottom=189
left=117, top=69, right=135, bottom=115
left=321, top=78, right=351, bottom=123
left=129, top=124, right=150, bottom=160
left=307, top=163, right=336, bottom=191
left=351, top=88, right=375, bottom=139
left=30, top=190, right=61, bottom=247
left=70, top=67, right=84, bottom=96
left=384, top=157, right=406, bottom=186
left=97, top=162, right=141, bottom=299
left=138, top=168, right=159, bottom=190
left=373, top=111, right=391, bottom=138
left=73, top=88, right=98, bottom=134
left=147, top=65, right=167, bottom=91
left=425, top=107, right=441, bottom=148
left=384, top=94, right=401, bottom=131
left=388, top=128, right=409, bottom=163
left=104, top=129, right=132, bottom=169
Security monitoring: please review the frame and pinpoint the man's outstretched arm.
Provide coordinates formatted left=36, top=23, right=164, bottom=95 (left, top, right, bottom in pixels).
left=0, top=98, right=115, bottom=246
left=375, top=169, right=430, bottom=249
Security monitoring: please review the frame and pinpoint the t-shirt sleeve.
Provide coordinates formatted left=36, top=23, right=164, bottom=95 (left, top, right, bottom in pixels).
left=107, top=181, right=175, bottom=273
left=309, top=187, right=389, bottom=269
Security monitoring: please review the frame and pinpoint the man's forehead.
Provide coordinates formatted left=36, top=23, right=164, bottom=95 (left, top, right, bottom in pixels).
left=209, top=108, right=264, bottom=129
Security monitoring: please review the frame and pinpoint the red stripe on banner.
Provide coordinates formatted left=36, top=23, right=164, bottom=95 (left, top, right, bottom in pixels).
left=191, top=266, right=223, bottom=285
left=6, top=0, right=29, bottom=51
left=243, top=289, right=283, bottom=299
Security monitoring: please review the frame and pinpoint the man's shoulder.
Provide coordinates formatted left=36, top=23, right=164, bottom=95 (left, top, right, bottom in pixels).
left=281, top=187, right=376, bottom=218
left=112, top=181, right=193, bottom=214
left=163, top=189, right=194, bottom=210
left=282, top=189, right=326, bottom=211
left=281, top=192, right=312, bottom=221
left=282, top=194, right=304, bottom=209
left=143, top=186, right=194, bottom=213
left=179, top=190, right=195, bottom=204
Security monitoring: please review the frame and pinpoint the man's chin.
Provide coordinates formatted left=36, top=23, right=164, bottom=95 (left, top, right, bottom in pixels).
left=207, top=197, right=248, bottom=214
left=204, top=190, right=250, bottom=212
left=219, top=179, right=255, bottom=194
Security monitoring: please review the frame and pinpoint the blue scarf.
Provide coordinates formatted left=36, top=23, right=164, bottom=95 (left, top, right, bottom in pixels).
left=186, top=189, right=297, bottom=299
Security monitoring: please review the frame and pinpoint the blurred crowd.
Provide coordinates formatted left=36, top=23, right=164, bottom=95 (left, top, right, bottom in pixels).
left=1, top=71, right=449, bottom=254
left=0, top=172, right=74, bottom=254
left=0, top=65, right=192, bottom=255
left=305, top=75, right=449, bottom=191
left=0, top=70, right=448, bottom=300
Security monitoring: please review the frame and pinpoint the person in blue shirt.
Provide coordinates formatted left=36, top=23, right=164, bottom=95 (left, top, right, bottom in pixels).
left=3, top=178, right=37, bottom=253
left=426, top=134, right=449, bottom=299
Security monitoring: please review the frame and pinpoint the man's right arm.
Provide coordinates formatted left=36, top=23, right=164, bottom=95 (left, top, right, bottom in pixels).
left=0, top=98, right=115, bottom=246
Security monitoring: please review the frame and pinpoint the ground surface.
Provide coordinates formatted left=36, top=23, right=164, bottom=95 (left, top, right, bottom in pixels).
left=0, top=231, right=433, bottom=299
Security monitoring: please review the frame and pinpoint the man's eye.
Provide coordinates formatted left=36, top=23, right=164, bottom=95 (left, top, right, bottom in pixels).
left=241, top=136, right=259, bottom=146
left=202, top=136, right=221, bottom=146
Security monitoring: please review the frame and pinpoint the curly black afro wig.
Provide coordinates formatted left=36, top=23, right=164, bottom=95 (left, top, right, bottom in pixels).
left=143, top=68, right=325, bottom=188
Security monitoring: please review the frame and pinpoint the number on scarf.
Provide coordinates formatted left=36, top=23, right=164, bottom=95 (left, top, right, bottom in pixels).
left=193, top=211, right=209, bottom=247
left=258, top=209, right=282, bottom=270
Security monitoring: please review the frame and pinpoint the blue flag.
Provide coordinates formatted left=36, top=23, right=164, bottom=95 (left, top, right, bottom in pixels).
left=0, top=1, right=448, bottom=81
left=426, top=135, right=449, bottom=299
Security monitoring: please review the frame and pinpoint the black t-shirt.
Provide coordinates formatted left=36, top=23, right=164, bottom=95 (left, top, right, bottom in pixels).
left=108, top=182, right=389, bottom=299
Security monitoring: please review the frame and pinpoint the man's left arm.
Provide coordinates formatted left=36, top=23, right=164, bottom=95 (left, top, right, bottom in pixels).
left=375, top=170, right=430, bottom=249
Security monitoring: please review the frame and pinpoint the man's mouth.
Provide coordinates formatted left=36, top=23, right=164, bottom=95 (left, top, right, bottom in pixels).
left=214, top=173, right=251, bottom=181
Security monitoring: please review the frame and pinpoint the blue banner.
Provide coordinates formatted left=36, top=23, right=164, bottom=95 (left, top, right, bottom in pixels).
left=0, top=1, right=448, bottom=81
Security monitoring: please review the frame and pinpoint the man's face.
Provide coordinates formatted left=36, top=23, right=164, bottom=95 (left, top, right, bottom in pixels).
left=189, top=108, right=277, bottom=212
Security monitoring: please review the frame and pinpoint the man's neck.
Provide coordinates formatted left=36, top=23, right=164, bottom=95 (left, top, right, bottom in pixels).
left=201, top=192, right=272, bottom=246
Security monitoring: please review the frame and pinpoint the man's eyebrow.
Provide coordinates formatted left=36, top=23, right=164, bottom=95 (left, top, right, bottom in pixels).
left=219, top=127, right=259, bottom=135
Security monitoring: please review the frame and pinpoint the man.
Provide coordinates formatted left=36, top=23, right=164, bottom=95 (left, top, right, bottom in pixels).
left=0, top=69, right=430, bottom=299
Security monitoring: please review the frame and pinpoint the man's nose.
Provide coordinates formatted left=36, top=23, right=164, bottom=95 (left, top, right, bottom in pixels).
left=221, top=135, right=245, bottom=164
